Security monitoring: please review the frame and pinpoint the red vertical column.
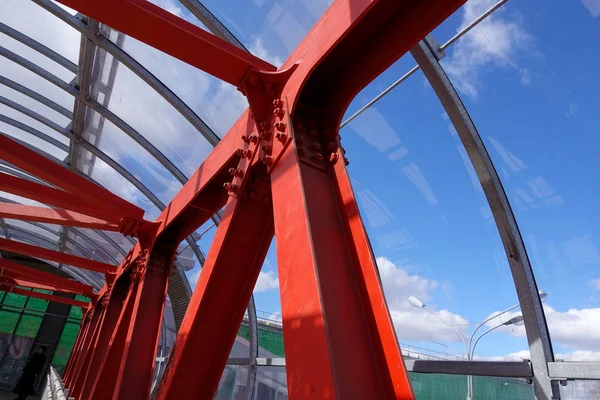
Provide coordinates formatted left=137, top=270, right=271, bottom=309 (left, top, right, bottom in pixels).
left=269, top=121, right=414, bottom=399
left=88, top=275, right=137, bottom=400
left=155, top=170, right=274, bottom=400
left=111, top=242, right=176, bottom=400
left=67, top=303, right=103, bottom=391
left=63, top=309, right=89, bottom=384
left=79, top=277, right=130, bottom=400
left=71, top=302, right=106, bottom=398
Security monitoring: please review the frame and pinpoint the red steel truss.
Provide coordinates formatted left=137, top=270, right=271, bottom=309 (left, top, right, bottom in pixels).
left=0, top=0, right=466, bottom=398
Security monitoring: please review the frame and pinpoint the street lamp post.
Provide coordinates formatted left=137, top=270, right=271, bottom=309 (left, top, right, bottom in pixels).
left=408, top=293, right=545, bottom=400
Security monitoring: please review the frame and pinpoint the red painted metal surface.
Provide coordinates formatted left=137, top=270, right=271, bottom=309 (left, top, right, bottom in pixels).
left=52, top=0, right=275, bottom=87
left=0, top=203, right=121, bottom=230
left=0, top=285, right=90, bottom=307
left=0, top=237, right=116, bottom=273
left=4, top=0, right=468, bottom=398
left=155, top=172, right=274, bottom=400
left=0, top=133, right=143, bottom=219
left=80, top=278, right=130, bottom=400
left=0, top=258, right=94, bottom=295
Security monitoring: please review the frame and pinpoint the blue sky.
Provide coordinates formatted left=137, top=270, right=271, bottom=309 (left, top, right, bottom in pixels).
left=2, top=0, right=599, bottom=364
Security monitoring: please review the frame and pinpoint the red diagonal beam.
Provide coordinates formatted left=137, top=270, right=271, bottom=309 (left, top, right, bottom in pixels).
left=0, top=276, right=71, bottom=294
left=0, top=237, right=116, bottom=273
left=0, top=258, right=94, bottom=295
left=0, top=203, right=121, bottom=231
left=52, top=0, right=275, bottom=87
left=0, top=134, right=143, bottom=219
left=0, top=284, right=90, bottom=308
left=0, top=173, right=123, bottom=221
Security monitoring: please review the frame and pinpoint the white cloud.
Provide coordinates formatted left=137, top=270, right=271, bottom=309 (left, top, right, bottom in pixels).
left=481, top=349, right=600, bottom=362
left=593, top=279, right=600, bottom=291
left=581, top=0, right=600, bottom=17
left=377, top=257, right=469, bottom=342
left=487, top=305, right=600, bottom=351
left=249, top=37, right=283, bottom=68
left=443, top=0, right=533, bottom=99
left=254, top=271, right=279, bottom=292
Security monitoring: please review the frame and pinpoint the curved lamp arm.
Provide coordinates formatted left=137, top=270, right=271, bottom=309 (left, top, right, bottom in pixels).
left=423, top=307, right=469, bottom=358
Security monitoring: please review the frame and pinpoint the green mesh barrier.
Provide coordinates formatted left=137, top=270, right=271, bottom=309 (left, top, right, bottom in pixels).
left=409, top=373, right=534, bottom=399
left=237, top=325, right=285, bottom=357
left=14, top=315, right=43, bottom=338
left=68, top=295, right=89, bottom=319
left=51, top=322, right=80, bottom=367
left=0, top=309, right=19, bottom=334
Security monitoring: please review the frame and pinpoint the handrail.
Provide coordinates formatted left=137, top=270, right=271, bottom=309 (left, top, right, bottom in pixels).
left=43, top=366, right=71, bottom=400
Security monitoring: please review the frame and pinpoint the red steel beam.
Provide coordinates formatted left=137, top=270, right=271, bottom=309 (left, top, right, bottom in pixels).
left=80, top=277, right=130, bottom=400
left=155, top=174, right=274, bottom=400
left=0, top=237, right=116, bottom=274
left=0, top=133, right=144, bottom=219
left=0, top=172, right=122, bottom=221
left=52, top=0, right=275, bottom=87
left=0, top=203, right=121, bottom=231
left=0, top=284, right=90, bottom=308
left=0, top=258, right=94, bottom=295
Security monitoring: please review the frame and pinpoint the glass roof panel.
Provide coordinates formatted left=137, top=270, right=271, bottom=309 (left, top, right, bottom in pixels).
left=92, top=45, right=214, bottom=177
left=0, top=82, right=71, bottom=129
left=85, top=109, right=184, bottom=206
left=340, top=68, right=528, bottom=359
left=456, top=0, right=600, bottom=362
left=0, top=34, right=74, bottom=83
left=7, top=228, right=59, bottom=251
left=70, top=227, right=125, bottom=265
left=2, top=0, right=81, bottom=64
left=0, top=110, right=68, bottom=160
left=114, top=30, right=249, bottom=137
left=4, top=219, right=60, bottom=240
left=201, top=0, right=330, bottom=63
left=80, top=147, right=163, bottom=220
left=0, top=56, right=74, bottom=110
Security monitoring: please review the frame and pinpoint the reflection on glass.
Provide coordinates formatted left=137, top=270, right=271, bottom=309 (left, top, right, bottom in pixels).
left=445, top=0, right=600, bottom=362
left=341, top=66, right=527, bottom=360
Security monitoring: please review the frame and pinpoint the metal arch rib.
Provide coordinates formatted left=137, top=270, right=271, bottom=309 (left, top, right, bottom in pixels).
left=0, top=21, right=77, bottom=73
left=0, top=76, right=72, bottom=118
left=0, top=112, right=69, bottom=152
left=176, top=0, right=246, bottom=51
left=411, top=39, right=559, bottom=399
left=83, top=98, right=188, bottom=183
left=33, top=0, right=221, bottom=147
left=0, top=46, right=76, bottom=95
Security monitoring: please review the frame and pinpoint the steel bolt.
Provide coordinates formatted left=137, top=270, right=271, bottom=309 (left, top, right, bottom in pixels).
left=344, top=157, right=350, bottom=166
left=242, top=149, right=253, bottom=158
left=228, top=168, right=244, bottom=177
left=249, top=134, right=259, bottom=144
left=276, top=132, right=288, bottom=143
left=274, top=122, right=287, bottom=132
left=330, top=153, right=339, bottom=165
left=259, top=121, right=268, bottom=130
left=261, top=144, right=273, bottom=154
left=327, top=141, right=337, bottom=150
left=241, top=135, right=250, bottom=143
left=273, top=99, right=283, bottom=108
left=296, top=136, right=304, bottom=144
left=312, top=142, right=321, bottom=151
left=313, top=153, right=324, bottom=161
left=223, top=182, right=238, bottom=193
left=309, top=128, right=318, bottom=137
left=273, top=108, right=284, bottom=119
left=297, top=146, right=306, bottom=157
left=262, top=155, right=273, bottom=166
left=235, top=149, right=243, bottom=156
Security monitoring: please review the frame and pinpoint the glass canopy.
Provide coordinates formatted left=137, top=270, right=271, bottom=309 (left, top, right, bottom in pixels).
left=1, top=0, right=599, bottom=398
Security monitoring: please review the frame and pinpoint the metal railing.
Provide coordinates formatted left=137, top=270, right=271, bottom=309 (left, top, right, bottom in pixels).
left=42, top=366, right=72, bottom=400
